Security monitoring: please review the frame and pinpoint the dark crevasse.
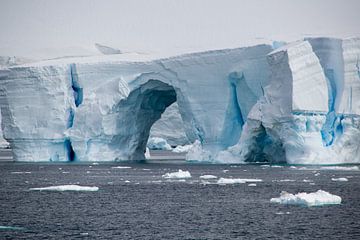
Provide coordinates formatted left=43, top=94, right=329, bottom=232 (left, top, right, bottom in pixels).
left=64, top=63, right=83, bottom=161
left=64, top=139, right=76, bottom=161
left=69, top=63, right=83, bottom=107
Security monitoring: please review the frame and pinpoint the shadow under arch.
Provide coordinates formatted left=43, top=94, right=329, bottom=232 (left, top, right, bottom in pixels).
left=110, top=79, right=178, bottom=160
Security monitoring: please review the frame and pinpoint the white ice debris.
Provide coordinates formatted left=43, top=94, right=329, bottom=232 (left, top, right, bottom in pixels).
left=199, top=175, right=217, bottom=179
left=147, top=137, right=172, bottom=151
left=145, top=147, right=151, bottom=159
left=331, top=177, right=348, bottom=182
left=172, top=144, right=193, bottom=153
left=29, top=185, right=99, bottom=192
left=217, top=178, right=262, bottom=184
left=248, top=183, right=257, bottom=187
left=162, top=169, right=191, bottom=179
left=270, top=190, right=342, bottom=206
left=111, top=166, right=132, bottom=169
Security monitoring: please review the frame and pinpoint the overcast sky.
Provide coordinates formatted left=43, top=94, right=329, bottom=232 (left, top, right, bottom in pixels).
left=0, top=0, right=359, bottom=58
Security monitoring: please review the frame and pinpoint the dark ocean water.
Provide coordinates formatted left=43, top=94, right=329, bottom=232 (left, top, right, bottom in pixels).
left=0, top=161, right=359, bottom=239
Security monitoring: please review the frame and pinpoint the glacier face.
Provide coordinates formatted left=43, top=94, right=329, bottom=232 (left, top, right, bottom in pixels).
left=0, top=37, right=359, bottom=163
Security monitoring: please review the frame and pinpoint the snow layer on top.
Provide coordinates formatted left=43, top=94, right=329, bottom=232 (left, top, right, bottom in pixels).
left=270, top=190, right=341, bottom=206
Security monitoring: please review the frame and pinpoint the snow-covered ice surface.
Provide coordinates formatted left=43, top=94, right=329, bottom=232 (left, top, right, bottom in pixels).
left=172, top=144, right=193, bottom=153
left=29, top=185, right=99, bottom=192
left=162, top=170, right=191, bottom=179
left=1, top=37, right=360, bottom=164
left=270, top=190, right=342, bottom=206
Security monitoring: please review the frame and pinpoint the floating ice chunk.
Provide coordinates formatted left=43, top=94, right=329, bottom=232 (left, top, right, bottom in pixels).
left=162, top=169, right=191, bottom=179
left=111, top=166, right=132, bottom=169
left=0, top=226, right=25, bottom=231
left=199, top=175, right=217, bottom=179
left=280, top=179, right=295, bottom=182
left=172, top=144, right=193, bottom=153
left=147, top=137, right=172, bottom=150
left=275, top=211, right=291, bottom=215
left=11, top=172, right=31, bottom=174
left=248, top=183, right=257, bottom=187
left=331, top=177, right=348, bottom=182
left=270, top=190, right=341, bottom=206
left=303, top=179, right=313, bottom=182
left=217, top=178, right=262, bottom=184
left=29, top=185, right=99, bottom=192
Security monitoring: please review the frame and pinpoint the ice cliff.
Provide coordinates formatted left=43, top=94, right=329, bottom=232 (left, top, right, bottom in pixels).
left=0, top=37, right=359, bottom=163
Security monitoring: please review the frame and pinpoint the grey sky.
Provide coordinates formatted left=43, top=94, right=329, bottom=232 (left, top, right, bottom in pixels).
left=0, top=0, right=359, bottom=58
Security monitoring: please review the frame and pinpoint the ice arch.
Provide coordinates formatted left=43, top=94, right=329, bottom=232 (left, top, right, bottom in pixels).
left=110, top=79, right=177, bottom=160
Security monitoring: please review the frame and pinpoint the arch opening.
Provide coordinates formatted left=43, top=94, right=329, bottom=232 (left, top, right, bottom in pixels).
left=111, top=80, right=178, bottom=160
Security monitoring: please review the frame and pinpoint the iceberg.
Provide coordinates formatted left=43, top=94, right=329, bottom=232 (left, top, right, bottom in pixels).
left=270, top=190, right=342, bottom=206
left=1, top=37, right=359, bottom=164
left=29, top=185, right=99, bottom=192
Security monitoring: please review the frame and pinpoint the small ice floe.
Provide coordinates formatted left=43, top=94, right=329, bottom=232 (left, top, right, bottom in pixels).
left=0, top=226, right=25, bottom=231
left=303, top=179, right=313, bottom=183
left=271, top=165, right=283, bottom=168
left=248, top=183, right=257, bottom=187
left=222, top=170, right=229, bottom=173
left=92, top=162, right=99, bottom=165
left=314, top=173, right=321, bottom=177
left=270, top=190, right=341, bottom=206
left=11, top=172, right=31, bottom=174
left=199, top=175, right=217, bottom=179
left=275, top=211, right=290, bottom=215
left=217, top=178, right=262, bottom=184
left=124, top=180, right=130, bottom=183
left=331, top=177, right=348, bottom=182
left=162, top=169, right=191, bottom=179
left=62, top=171, right=70, bottom=174
left=29, top=185, right=99, bottom=192
left=111, top=166, right=132, bottom=169
left=279, top=179, right=296, bottom=182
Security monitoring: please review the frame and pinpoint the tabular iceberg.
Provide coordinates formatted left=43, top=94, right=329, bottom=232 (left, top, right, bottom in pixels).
left=0, top=37, right=359, bottom=163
